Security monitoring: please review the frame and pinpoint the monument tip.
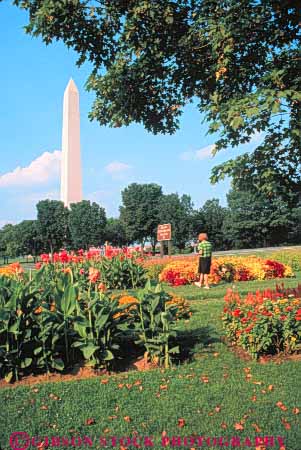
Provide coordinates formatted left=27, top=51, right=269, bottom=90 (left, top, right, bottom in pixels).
left=65, top=78, right=78, bottom=93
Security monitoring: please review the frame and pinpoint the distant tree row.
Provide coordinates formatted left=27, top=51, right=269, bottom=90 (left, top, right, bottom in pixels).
left=1, top=183, right=300, bottom=257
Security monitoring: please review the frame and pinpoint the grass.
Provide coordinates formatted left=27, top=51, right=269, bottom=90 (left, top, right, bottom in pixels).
left=1, top=275, right=301, bottom=449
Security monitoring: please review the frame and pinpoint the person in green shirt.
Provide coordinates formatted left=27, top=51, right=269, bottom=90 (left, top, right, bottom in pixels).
left=195, top=233, right=212, bottom=289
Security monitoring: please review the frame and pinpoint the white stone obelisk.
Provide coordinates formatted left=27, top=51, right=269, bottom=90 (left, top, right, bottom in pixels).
left=60, top=78, right=82, bottom=208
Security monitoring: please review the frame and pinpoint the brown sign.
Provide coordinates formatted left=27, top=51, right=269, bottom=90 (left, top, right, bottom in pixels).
left=157, top=223, right=171, bottom=241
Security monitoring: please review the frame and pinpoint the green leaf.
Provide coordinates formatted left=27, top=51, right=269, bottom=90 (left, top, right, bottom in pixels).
left=103, top=350, right=114, bottom=361
left=20, top=358, right=32, bottom=368
left=52, top=358, right=64, bottom=371
left=5, top=371, right=14, bottom=383
left=81, top=344, right=99, bottom=360
left=230, top=116, right=244, bottom=129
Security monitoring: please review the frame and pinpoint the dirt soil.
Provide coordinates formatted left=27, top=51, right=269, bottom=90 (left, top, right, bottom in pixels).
left=0, top=357, right=159, bottom=389
left=222, top=336, right=301, bottom=364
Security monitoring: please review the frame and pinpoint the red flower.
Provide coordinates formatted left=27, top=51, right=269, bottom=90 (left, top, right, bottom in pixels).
left=35, top=262, right=42, bottom=270
left=40, top=253, right=50, bottom=263
left=60, top=250, right=69, bottom=263
left=232, top=309, right=242, bottom=317
left=88, top=267, right=100, bottom=283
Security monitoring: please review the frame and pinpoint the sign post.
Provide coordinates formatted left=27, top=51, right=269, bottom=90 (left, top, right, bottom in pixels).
left=157, top=224, right=172, bottom=256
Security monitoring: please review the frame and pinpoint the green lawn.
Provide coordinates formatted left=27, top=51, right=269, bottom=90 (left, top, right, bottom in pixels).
left=1, top=275, right=301, bottom=449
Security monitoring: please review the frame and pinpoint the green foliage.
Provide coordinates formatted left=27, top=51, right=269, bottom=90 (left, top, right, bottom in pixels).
left=72, top=295, right=132, bottom=367
left=15, top=220, right=44, bottom=256
left=135, top=281, right=180, bottom=368
left=0, top=224, right=20, bottom=257
left=269, top=250, right=301, bottom=272
left=146, top=263, right=165, bottom=282
left=36, top=200, right=69, bottom=255
left=223, top=291, right=301, bottom=359
left=120, top=183, right=163, bottom=246
left=0, top=221, right=43, bottom=257
left=0, top=276, right=42, bottom=382
left=198, top=199, right=228, bottom=250
left=12, top=0, right=301, bottom=198
left=104, top=217, right=127, bottom=246
left=0, top=269, right=182, bottom=381
left=158, top=193, right=194, bottom=250
left=223, top=188, right=297, bottom=248
left=69, top=200, right=107, bottom=249
left=1, top=278, right=301, bottom=449
left=96, top=256, right=147, bottom=289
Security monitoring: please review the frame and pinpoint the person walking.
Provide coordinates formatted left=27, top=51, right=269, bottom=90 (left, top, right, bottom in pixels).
left=195, top=233, right=212, bottom=289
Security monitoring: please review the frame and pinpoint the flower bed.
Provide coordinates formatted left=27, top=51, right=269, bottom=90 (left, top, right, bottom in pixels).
left=0, top=262, right=24, bottom=278
left=159, top=256, right=294, bottom=286
left=36, top=252, right=147, bottom=290
left=222, top=286, right=301, bottom=359
left=0, top=270, right=188, bottom=382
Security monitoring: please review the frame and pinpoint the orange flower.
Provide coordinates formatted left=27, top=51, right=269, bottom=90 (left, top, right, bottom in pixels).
left=88, top=267, right=100, bottom=283
left=118, top=295, right=138, bottom=305
left=34, top=306, right=43, bottom=315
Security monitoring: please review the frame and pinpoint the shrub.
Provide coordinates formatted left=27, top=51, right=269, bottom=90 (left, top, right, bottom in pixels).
left=222, top=287, right=301, bottom=359
left=134, top=282, right=181, bottom=368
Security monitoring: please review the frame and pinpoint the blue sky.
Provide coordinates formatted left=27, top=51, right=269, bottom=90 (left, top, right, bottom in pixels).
left=0, top=1, right=262, bottom=226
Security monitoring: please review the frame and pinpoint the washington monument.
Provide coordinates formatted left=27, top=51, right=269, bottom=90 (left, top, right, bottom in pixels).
left=60, top=79, right=82, bottom=208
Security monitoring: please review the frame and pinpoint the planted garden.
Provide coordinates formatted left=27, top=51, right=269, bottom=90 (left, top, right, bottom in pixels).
left=0, top=262, right=190, bottom=382
left=0, top=249, right=300, bottom=384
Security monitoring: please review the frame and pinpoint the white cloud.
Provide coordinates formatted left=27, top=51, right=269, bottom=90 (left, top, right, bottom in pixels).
left=180, top=144, right=215, bottom=161
left=105, top=161, right=132, bottom=174
left=0, top=150, right=61, bottom=188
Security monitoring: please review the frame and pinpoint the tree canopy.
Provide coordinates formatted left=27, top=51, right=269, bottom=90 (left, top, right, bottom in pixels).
left=120, top=183, right=162, bottom=247
left=104, top=217, right=128, bottom=247
left=199, top=199, right=228, bottom=250
left=68, top=200, right=107, bottom=249
left=10, top=0, right=301, bottom=199
left=223, top=188, right=296, bottom=248
left=36, top=200, right=69, bottom=255
left=158, top=193, right=194, bottom=250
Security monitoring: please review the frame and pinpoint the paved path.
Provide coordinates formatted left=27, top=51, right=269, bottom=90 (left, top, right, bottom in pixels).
left=152, top=245, right=301, bottom=259
left=212, top=245, right=301, bottom=257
